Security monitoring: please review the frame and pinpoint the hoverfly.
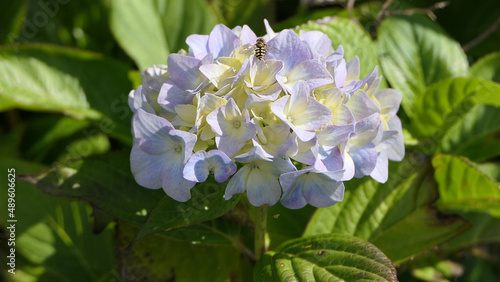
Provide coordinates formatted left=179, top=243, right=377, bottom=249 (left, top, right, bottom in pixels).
left=239, top=38, right=280, bottom=61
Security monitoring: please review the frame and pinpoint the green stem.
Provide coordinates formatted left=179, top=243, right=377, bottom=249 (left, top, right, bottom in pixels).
left=254, top=205, right=268, bottom=260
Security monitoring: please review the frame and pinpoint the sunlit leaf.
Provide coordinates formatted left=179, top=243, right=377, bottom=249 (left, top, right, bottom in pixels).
left=377, top=15, right=468, bottom=114
left=254, top=233, right=397, bottom=281
left=410, top=77, right=500, bottom=140
left=470, top=52, right=500, bottom=83
left=433, top=154, right=500, bottom=217
left=0, top=45, right=134, bottom=144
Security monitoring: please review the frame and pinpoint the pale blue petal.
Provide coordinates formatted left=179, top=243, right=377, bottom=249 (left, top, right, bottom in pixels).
left=160, top=159, right=196, bottom=202
left=207, top=150, right=237, bottom=182
left=216, top=135, right=245, bottom=158
left=183, top=150, right=210, bottom=182
left=279, top=170, right=308, bottom=209
left=350, top=143, right=378, bottom=178
left=130, top=145, right=162, bottom=189
left=385, top=117, right=405, bottom=161
left=225, top=165, right=252, bottom=200
left=246, top=168, right=282, bottom=206
left=302, top=172, right=344, bottom=207
left=132, top=109, right=175, bottom=155
left=370, top=152, right=388, bottom=183
left=169, top=129, right=197, bottom=162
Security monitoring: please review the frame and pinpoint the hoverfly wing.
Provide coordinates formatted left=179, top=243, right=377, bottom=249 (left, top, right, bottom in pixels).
left=266, top=45, right=281, bottom=55
left=239, top=43, right=255, bottom=55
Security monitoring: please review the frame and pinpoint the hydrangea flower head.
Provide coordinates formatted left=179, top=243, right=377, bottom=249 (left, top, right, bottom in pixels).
left=129, top=19, right=405, bottom=208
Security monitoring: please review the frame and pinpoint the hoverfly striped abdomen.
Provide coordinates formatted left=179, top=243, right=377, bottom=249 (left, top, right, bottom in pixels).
left=254, top=38, right=267, bottom=61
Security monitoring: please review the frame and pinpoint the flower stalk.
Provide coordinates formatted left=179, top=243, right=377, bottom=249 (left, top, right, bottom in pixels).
left=254, top=205, right=268, bottom=260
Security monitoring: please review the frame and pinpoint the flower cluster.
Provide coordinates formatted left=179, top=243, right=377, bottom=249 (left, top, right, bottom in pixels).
left=128, top=20, right=404, bottom=209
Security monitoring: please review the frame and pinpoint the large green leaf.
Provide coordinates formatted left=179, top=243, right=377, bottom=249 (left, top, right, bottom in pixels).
left=410, top=77, right=500, bottom=139
left=254, top=233, right=397, bottom=281
left=109, top=0, right=216, bottom=70
left=116, top=221, right=247, bottom=282
left=20, top=151, right=164, bottom=226
left=0, top=158, right=116, bottom=282
left=438, top=105, right=500, bottom=162
left=433, top=154, right=500, bottom=217
left=304, top=157, right=469, bottom=265
left=132, top=177, right=241, bottom=244
left=299, top=17, right=380, bottom=79
left=0, top=45, right=134, bottom=143
left=377, top=15, right=468, bottom=114
left=470, top=52, right=500, bottom=83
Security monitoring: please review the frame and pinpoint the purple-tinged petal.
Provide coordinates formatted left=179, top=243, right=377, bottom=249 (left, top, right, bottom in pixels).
left=186, top=34, right=209, bottom=59
left=168, top=54, right=206, bottom=90
left=318, top=124, right=354, bottom=147
left=347, top=90, right=380, bottom=121
left=300, top=31, right=333, bottom=59
left=208, top=24, right=240, bottom=58
left=267, top=30, right=311, bottom=73
left=375, top=89, right=402, bottom=118
left=158, top=80, right=195, bottom=112
left=183, top=150, right=236, bottom=183
left=240, top=25, right=258, bottom=45
left=284, top=60, right=333, bottom=91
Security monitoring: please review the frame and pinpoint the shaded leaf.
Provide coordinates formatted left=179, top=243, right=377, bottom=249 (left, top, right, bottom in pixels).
left=254, top=233, right=397, bottom=281
left=433, top=154, right=500, bottom=217
left=442, top=211, right=500, bottom=250
left=304, top=156, right=469, bottom=265
left=116, top=221, right=246, bottom=282
left=20, top=151, right=164, bottom=226
left=132, top=177, right=241, bottom=244
left=438, top=105, right=500, bottom=162
left=0, top=158, right=116, bottom=282
left=0, top=45, right=134, bottom=144
left=0, top=0, right=28, bottom=44
left=377, top=15, right=468, bottom=114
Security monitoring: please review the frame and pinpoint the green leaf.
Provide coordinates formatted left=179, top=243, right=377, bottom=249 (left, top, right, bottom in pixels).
left=20, top=151, right=164, bottom=226
left=377, top=15, right=468, bottom=114
left=477, top=162, right=500, bottom=182
left=470, top=52, right=500, bottom=83
left=0, top=158, right=116, bottom=281
left=438, top=105, right=500, bottom=162
left=133, top=177, right=241, bottom=244
left=410, top=77, right=500, bottom=139
left=433, top=154, right=500, bottom=217
left=304, top=157, right=469, bottom=265
left=299, top=17, right=380, bottom=79
left=254, top=233, right=397, bottom=281
left=0, top=45, right=134, bottom=144
left=116, top=221, right=246, bottom=282
left=442, top=211, right=500, bottom=250
left=0, top=0, right=28, bottom=44
left=109, top=0, right=216, bottom=70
